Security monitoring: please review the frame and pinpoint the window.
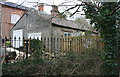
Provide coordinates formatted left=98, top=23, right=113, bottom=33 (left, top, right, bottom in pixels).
left=11, top=14, right=20, bottom=24
left=64, top=32, right=72, bottom=37
left=28, top=33, right=41, bottom=40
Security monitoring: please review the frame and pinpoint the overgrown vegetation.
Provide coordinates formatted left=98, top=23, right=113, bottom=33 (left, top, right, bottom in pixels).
left=2, top=1, right=119, bottom=76
left=30, top=39, right=43, bottom=59
left=2, top=47, right=102, bottom=76
left=61, top=1, right=119, bottom=75
left=2, top=39, right=104, bottom=76
left=82, top=2, right=120, bottom=75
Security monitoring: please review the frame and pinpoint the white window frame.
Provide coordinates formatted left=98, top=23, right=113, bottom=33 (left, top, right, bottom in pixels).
left=11, top=14, right=20, bottom=24
left=13, top=29, right=23, bottom=48
left=28, top=33, right=41, bottom=40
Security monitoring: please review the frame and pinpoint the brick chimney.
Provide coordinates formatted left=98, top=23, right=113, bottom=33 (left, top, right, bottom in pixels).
left=51, top=5, right=60, bottom=17
left=38, top=3, right=44, bottom=11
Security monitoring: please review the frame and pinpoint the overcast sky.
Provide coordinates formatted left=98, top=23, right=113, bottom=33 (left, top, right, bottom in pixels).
left=6, top=0, right=83, bottom=20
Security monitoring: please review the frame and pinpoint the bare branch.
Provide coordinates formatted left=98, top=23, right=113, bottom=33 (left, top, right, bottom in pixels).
left=18, top=0, right=26, bottom=5
left=61, top=5, right=78, bottom=15
left=16, top=0, right=20, bottom=3
left=82, top=2, right=99, bottom=9
left=60, top=2, right=99, bottom=18
left=108, top=6, right=120, bottom=16
left=70, top=5, right=81, bottom=17
left=16, top=0, right=27, bottom=8
left=58, top=0, right=77, bottom=6
left=61, top=4, right=83, bottom=15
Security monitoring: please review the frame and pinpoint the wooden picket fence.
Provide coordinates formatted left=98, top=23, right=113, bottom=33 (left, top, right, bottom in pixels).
left=3, top=36, right=102, bottom=55
left=36, top=36, right=102, bottom=53
left=1, top=36, right=103, bottom=63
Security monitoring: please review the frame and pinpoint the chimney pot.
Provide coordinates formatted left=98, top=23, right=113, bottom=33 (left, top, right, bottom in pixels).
left=38, top=3, right=44, bottom=11
left=51, top=5, right=59, bottom=17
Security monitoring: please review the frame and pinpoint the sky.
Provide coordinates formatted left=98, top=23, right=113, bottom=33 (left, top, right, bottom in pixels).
left=6, top=0, right=83, bottom=20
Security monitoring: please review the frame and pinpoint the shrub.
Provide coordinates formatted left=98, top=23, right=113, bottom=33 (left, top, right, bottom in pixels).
left=5, top=41, right=10, bottom=47
left=2, top=43, right=102, bottom=76
left=30, top=39, right=43, bottom=59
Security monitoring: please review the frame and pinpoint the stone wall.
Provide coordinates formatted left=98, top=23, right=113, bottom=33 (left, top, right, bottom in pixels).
left=52, top=26, right=78, bottom=38
left=11, top=11, right=52, bottom=38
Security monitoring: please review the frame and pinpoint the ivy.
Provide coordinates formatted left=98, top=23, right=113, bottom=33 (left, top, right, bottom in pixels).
left=82, top=2, right=120, bottom=75
left=30, top=39, right=43, bottom=59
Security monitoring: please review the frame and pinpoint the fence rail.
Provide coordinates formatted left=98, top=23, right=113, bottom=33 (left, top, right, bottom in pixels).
left=40, top=37, right=101, bottom=52
left=1, top=36, right=102, bottom=63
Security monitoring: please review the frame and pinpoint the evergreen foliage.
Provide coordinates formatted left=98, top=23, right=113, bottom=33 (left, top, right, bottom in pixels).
left=82, top=2, right=120, bottom=75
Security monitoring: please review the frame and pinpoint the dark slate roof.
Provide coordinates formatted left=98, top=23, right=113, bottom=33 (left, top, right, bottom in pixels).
left=52, top=18, right=80, bottom=29
left=36, top=11, right=88, bottom=30
left=0, top=1, right=30, bottom=10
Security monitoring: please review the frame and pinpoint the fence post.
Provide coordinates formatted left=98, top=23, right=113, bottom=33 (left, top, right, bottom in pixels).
left=60, top=38, right=62, bottom=52
left=25, top=40, right=29, bottom=59
left=4, top=37, right=7, bottom=60
left=70, top=38, right=72, bottom=51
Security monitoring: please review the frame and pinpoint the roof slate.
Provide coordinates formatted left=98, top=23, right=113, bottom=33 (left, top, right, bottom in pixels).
left=52, top=18, right=79, bottom=29
left=37, top=11, right=86, bottom=30
left=0, top=1, right=30, bottom=10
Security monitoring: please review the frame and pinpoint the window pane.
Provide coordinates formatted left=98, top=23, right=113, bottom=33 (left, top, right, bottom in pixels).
left=11, top=14, right=20, bottom=24
left=68, top=33, right=71, bottom=36
left=64, top=33, right=67, bottom=36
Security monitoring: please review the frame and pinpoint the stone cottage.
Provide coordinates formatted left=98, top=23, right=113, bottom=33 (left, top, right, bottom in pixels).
left=11, top=4, right=97, bottom=40
left=10, top=9, right=85, bottom=39
left=10, top=5, right=97, bottom=48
